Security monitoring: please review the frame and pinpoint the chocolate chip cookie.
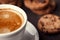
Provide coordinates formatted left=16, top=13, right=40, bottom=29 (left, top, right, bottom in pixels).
left=38, top=14, right=60, bottom=33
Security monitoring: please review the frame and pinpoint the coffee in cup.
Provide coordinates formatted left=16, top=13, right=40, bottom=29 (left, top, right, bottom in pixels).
left=0, top=8, right=23, bottom=33
left=0, top=4, right=27, bottom=40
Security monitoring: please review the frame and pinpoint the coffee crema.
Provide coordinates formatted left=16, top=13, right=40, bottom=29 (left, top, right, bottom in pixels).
left=0, top=9, right=22, bottom=33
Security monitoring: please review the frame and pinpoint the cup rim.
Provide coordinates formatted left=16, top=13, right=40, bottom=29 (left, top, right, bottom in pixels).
left=0, top=4, right=27, bottom=36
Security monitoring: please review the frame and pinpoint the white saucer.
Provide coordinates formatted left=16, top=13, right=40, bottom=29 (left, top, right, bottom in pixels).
left=21, top=21, right=39, bottom=40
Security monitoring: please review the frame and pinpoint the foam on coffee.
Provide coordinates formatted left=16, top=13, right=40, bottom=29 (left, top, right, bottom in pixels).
left=0, top=9, right=22, bottom=33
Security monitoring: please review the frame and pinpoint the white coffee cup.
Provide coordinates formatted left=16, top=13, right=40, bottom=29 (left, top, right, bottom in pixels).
left=0, top=4, right=27, bottom=40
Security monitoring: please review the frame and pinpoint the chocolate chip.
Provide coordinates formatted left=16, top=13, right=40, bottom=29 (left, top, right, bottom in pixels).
left=30, top=0, right=33, bottom=2
left=44, top=16, right=48, bottom=19
left=51, top=17, right=56, bottom=22
left=52, top=20, right=54, bottom=22
left=39, top=0, right=46, bottom=3
left=58, top=17, right=60, bottom=20
left=57, top=28, right=60, bottom=30
left=40, top=21, right=44, bottom=27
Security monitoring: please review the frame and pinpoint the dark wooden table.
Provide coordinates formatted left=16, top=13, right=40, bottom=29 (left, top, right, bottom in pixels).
left=20, top=0, right=60, bottom=40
